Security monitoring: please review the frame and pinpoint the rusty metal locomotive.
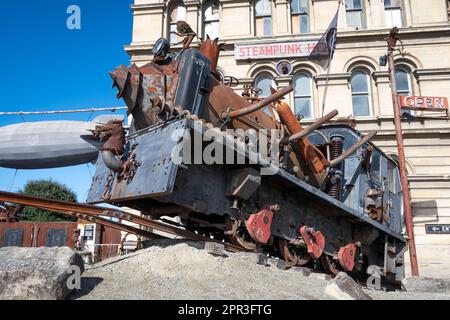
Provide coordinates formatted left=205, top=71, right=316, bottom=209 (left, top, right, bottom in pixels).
left=84, top=34, right=407, bottom=283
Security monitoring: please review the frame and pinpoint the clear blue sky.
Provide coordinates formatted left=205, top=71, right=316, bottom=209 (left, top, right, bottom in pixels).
left=0, top=0, right=134, bottom=201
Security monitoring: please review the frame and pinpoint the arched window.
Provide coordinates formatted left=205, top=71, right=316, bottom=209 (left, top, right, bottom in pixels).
left=255, top=0, right=272, bottom=36
left=345, top=0, right=365, bottom=30
left=351, top=70, right=371, bottom=116
left=169, top=2, right=186, bottom=44
left=290, top=0, right=309, bottom=34
left=203, top=1, right=220, bottom=40
left=293, top=73, right=313, bottom=119
left=255, top=73, right=275, bottom=98
left=384, top=0, right=403, bottom=28
left=255, top=73, right=276, bottom=115
left=395, top=68, right=412, bottom=96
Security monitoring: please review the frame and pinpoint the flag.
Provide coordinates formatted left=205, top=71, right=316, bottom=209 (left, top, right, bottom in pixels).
left=309, top=7, right=339, bottom=70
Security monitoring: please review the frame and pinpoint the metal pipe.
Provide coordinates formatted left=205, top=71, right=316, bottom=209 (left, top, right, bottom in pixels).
left=328, top=131, right=377, bottom=167
left=386, top=29, right=419, bottom=276
left=101, top=151, right=122, bottom=172
left=222, top=85, right=293, bottom=119
left=283, top=109, right=339, bottom=143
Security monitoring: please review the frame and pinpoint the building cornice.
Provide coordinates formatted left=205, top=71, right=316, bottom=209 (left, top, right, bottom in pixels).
left=125, top=24, right=450, bottom=55
left=415, top=68, right=450, bottom=81
left=314, top=73, right=351, bottom=85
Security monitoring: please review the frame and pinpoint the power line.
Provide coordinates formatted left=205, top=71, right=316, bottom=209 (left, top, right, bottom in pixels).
left=0, top=107, right=128, bottom=116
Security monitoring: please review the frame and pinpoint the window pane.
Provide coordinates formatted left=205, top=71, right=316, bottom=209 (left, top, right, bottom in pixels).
left=351, top=72, right=369, bottom=93
left=299, top=0, right=308, bottom=12
left=263, top=17, right=272, bottom=35
left=300, top=15, right=309, bottom=33
left=255, top=75, right=275, bottom=98
left=295, top=98, right=312, bottom=118
left=170, top=24, right=178, bottom=43
left=291, top=0, right=299, bottom=13
left=294, top=74, right=311, bottom=96
left=391, top=9, right=402, bottom=26
left=256, top=0, right=271, bottom=16
left=347, top=0, right=362, bottom=10
left=347, top=11, right=363, bottom=29
left=395, top=69, right=410, bottom=93
left=352, top=95, right=370, bottom=116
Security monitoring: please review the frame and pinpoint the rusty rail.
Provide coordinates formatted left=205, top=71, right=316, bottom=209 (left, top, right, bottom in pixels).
left=0, top=191, right=243, bottom=252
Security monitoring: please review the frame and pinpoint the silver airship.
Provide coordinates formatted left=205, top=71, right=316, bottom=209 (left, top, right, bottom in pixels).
left=0, top=115, right=124, bottom=169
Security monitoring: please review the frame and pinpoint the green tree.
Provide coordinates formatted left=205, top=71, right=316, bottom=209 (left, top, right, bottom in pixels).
left=19, top=179, right=78, bottom=222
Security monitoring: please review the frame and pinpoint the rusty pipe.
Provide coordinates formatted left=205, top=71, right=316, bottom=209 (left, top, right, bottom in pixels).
left=282, top=109, right=339, bottom=144
left=222, top=85, right=293, bottom=119
left=328, top=131, right=377, bottom=167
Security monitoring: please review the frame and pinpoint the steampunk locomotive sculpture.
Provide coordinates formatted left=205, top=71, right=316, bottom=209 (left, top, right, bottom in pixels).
left=85, top=31, right=407, bottom=282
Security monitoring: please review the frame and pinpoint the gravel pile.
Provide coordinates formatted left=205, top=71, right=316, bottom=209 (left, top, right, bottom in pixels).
left=70, top=240, right=450, bottom=300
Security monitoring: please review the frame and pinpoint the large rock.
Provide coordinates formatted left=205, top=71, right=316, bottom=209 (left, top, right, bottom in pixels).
left=0, top=247, right=84, bottom=300
left=402, top=277, right=450, bottom=293
left=325, top=272, right=372, bottom=300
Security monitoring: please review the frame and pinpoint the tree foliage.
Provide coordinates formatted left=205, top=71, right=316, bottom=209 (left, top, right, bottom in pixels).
left=19, top=179, right=78, bottom=222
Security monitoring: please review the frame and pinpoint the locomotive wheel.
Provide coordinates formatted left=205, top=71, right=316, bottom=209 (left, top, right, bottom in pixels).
left=227, top=219, right=257, bottom=251
left=278, top=238, right=311, bottom=267
left=320, top=254, right=339, bottom=276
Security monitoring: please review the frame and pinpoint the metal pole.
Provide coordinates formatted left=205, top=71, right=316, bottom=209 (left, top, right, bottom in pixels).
left=386, top=29, right=419, bottom=276
left=0, top=107, right=127, bottom=116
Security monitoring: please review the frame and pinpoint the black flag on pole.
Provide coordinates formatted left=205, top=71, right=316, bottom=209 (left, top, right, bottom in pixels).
left=309, top=8, right=339, bottom=70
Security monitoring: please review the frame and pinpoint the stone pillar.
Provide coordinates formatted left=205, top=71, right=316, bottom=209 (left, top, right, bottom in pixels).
left=185, top=0, right=201, bottom=35
left=373, top=71, right=393, bottom=116
left=314, top=73, right=352, bottom=117
left=221, top=0, right=253, bottom=38
left=131, top=2, right=166, bottom=44
left=274, top=0, right=290, bottom=35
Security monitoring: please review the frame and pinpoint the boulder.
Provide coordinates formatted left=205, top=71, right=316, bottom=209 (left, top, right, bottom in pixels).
left=402, top=277, right=450, bottom=293
left=0, top=247, right=84, bottom=300
left=325, top=272, right=372, bottom=300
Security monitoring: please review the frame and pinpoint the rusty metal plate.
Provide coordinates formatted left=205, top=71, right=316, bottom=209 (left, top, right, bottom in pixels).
left=87, top=118, right=188, bottom=203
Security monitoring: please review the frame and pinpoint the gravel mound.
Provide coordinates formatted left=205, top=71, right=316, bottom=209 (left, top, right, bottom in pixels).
left=71, top=240, right=329, bottom=300
left=70, top=240, right=450, bottom=300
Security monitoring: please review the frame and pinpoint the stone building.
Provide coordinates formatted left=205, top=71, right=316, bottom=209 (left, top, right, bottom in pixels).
left=125, top=0, right=450, bottom=278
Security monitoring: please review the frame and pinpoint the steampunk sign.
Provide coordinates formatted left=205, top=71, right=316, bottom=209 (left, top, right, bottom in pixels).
left=234, top=40, right=318, bottom=60
left=425, top=224, right=450, bottom=234
left=400, top=95, right=449, bottom=111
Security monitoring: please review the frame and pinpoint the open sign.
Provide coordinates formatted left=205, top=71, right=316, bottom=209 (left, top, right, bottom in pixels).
left=400, top=95, right=448, bottom=111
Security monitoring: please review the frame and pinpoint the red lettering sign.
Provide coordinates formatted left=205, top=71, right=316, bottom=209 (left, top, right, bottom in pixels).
left=400, top=95, right=448, bottom=111
left=235, top=41, right=318, bottom=60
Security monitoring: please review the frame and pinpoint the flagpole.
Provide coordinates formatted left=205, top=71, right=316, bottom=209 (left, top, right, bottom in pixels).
left=320, top=1, right=341, bottom=117
left=320, top=51, right=334, bottom=117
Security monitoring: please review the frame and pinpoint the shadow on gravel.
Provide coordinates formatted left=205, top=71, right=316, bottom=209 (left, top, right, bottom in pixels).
left=68, top=277, right=104, bottom=300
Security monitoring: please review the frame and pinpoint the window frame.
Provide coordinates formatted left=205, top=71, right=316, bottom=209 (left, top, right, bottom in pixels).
left=350, top=69, right=372, bottom=117
left=293, top=72, right=314, bottom=119
left=384, top=0, right=403, bottom=28
left=254, top=72, right=276, bottom=115
left=168, top=2, right=187, bottom=44
left=254, top=0, right=273, bottom=36
left=345, top=0, right=366, bottom=30
left=290, top=0, right=309, bottom=34
left=203, top=0, right=220, bottom=40
left=395, top=67, right=412, bottom=96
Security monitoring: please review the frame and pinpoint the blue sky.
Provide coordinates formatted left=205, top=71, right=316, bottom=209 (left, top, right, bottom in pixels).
left=0, top=1, right=134, bottom=201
